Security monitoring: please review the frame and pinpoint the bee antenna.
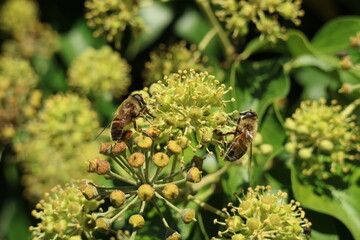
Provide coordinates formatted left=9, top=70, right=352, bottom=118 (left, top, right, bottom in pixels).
left=95, top=121, right=112, bottom=140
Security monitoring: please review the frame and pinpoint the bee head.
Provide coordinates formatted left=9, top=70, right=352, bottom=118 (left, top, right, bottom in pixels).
left=240, top=110, right=257, bottom=120
left=132, top=94, right=146, bottom=106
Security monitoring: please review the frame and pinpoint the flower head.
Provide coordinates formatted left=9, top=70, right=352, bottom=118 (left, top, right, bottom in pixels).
left=68, top=46, right=131, bottom=99
left=285, top=99, right=359, bottom=183
left=143, top=41, right=210, bottom=86
left=0, top=55, right=39, bottom=143
left=30, top=180, right=104, bottom=240
left=141, top=69, right=235, bottom=155
left=212, top=0, right=304, bottom=42
left=84, top=0, right=144, bottom=47
left=213, top=186, right=311, bottom=239
left=15, top=93, right=102, bottom=201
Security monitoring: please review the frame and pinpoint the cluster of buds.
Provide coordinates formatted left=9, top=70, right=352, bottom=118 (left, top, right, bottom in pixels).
left=68, top=46, right=132, bottom=99
left=142, top=41, right=210, bottom=86
left=213, top=185, right=311, bottom=239
left=338, top=31, right=360, bottom=70
left=83, top=134, right=202, bottom=239
left=141, top=69, right=235, bottom=156
left=0, top=55, right=39, bottom=144
left=15, top=93, right=102, bottom=201
left=84, top=0, right=144, bottom=48
left=0, top=0, right=59, bottom=58
left=212, top=0, right=304, bottom=42
left=30, top=180, right=104, bottom=240
left=285, top=99, right=360, bottom=183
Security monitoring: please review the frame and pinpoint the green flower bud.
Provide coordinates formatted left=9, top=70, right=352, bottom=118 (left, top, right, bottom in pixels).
left=96, top=217, right=110, bottom=232
left=181, top=208, right=196, bottom=224
left=110, top=190, right=126, bottom=207
left=152, top=152, right=170, bottom=168
left=137, top=184, right=154, bottom=201
left=162, top=183, right=179, bottom=200
left=128, top=152, right=145, bottom=168
left=187, top=167, right=202, bottom=183
left=298, top=148, right=312, bottom=160
left=319, top=139, right=334, bottom=152
left=129, top=214, right=145, bottom=229
left=226, top=216, right=243, bottom=232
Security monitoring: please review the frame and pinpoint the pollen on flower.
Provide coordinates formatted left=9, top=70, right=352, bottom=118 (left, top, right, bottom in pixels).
left=284, top=99, right=360, bottom=184
left=213, top=186, right=311, bottom=239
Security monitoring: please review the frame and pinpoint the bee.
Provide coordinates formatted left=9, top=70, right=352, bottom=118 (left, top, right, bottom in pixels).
left=223, top=110, right=258, bottom=162
left=110, top=94, right=154, bottom=141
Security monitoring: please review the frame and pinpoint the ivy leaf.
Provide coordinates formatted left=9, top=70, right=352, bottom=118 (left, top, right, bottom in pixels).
left=291, top=167, right=360, bottom=240
left=311, top=16, right=360, bottom=55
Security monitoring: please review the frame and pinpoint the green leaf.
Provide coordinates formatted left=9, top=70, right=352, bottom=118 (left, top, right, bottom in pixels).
left=291, top=167, right=360, bottom=240
left=311, top=16, right=360, bottom=55
left=286, top=30, right=319, bottom=57
left=126, top=2, right=173, bottom=59
left=232, top=58, right=290, bottom=120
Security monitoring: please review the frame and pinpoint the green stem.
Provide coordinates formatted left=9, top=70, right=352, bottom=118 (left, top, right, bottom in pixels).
left=198, top=28, right=217, bottom=52
left=195, top=0, right=234, bottom=60
left=191, top=162, right=231, bottom=192
left=187, top=195, right=227, bottom=218
left=110, top=195, right=138, bottom=223
left=107, top=171, right=137, bottom=185
left=151, top=199, right=170, bottom=228
left=154, top=178, right=187, bottom=188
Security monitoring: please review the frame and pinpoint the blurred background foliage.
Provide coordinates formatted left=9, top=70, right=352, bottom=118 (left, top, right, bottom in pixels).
left=0, top=0, right=359, bottom=239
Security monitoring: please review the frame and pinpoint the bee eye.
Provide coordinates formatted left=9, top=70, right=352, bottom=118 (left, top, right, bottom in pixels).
left=241, top=110, right=257, bottom=117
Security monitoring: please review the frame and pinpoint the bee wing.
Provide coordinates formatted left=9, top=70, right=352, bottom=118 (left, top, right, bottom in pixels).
left=224, top=135, right=248, bottom=162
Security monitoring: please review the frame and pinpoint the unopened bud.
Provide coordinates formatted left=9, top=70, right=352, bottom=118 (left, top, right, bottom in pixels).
left=99, top=142, right=112, bottom=154
left=129, top=214, right=145, bottom=229
left=135, top=135, right=153, bottom=149
left=95, top=218, right=110, bottom=232
left=162, top=183, right=179, bottom=200
left=88, top=157, right=100, bottom=172
left=319, top=139, right=334, bottom=152
left=187, top=167, right=202, bottom=183
left=177, top=136, right=189, bottom=149
left=167, top=140, right=182, bottom=154
left=181, top=208, right=196, bottom=224
left=225, top=216, right=243, bottom=232
left=260, top=144, right=273, bottom=155
left=96, top=160, right=111, bottom=175
left=112, top=141, right=127, bottom=153
left=152, top=152, right=170, bottom=168
left=128, top=152, right=145, bottom=168
left=82, top=184, right=98, bottom=200
left=110, top=190, right=126, bottom=207
left=165, top=229, right=181, bottom=240
left=298, top=148, right=312, bottom=160
left=137, top=184, right=154, bottom=201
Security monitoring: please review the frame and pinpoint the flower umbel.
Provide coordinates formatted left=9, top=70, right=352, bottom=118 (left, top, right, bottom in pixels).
left=284, top=99, right=359, bottom=184
left=68, top=46, right=132, bottom=99
left=142, top=41, right=210, bottom=86
left=212, top=0, right=304, bottom=42
left=30, top=180, right=104, bottom=240
left=84, top=0, right=144, bottom=48
left=213, top=185, right=311, bottom=239
left=143, top=69, right=235, bottom=155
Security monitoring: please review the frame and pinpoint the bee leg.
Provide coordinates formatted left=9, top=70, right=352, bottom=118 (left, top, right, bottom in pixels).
left=133, top=120, right=154, bottom=140
left=248, top=142, right=253, bottom=184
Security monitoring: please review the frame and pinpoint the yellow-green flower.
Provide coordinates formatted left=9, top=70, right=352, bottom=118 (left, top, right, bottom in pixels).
left=0, top=55, right=39, bottom=143
left=143, top=41, right=209, bottom=86
left=15, top=93, right=102, bottom=201
left=212, top=0, right=304, bottom=42
left=213, top=186, right=311, bottom=239
left=84, top=0, right=144, bottom=47
left=140, top=69, right=235, bottom=155
left=285, top=99, right=359, bottom=182
left=68, top=46, right=131, bottom=99
left=30, top=180, right=104, bottom=240
left=0, top=0, right=39, bottom=34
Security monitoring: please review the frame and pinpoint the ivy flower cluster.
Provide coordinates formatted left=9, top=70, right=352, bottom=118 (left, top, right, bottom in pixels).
left=68, top=46, right=132, bottom=99
left=0, top=0, right=59, bottom=58
left=30, top=180, right=104, bottom=240
left=212, top=0, right=304, bottom=42
left=142, top=41, right=210, bottom=86
left=15, top=93, right=102, bottom=201
left=284, top=98, right=360, bottom=183
left=84, top=0, right=144, bottom=48
left=82, top=134, right=201, bottom=239
left=213, top=186, right=311, bottom=239
left=142, top=69, right=236, bottom=156
left=0, top=55, right=39, bottom=144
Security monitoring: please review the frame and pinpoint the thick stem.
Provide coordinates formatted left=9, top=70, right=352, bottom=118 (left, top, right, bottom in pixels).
left=187, top=195, right=227, bottom=218
left=195, top=0, right=235, bottom=60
